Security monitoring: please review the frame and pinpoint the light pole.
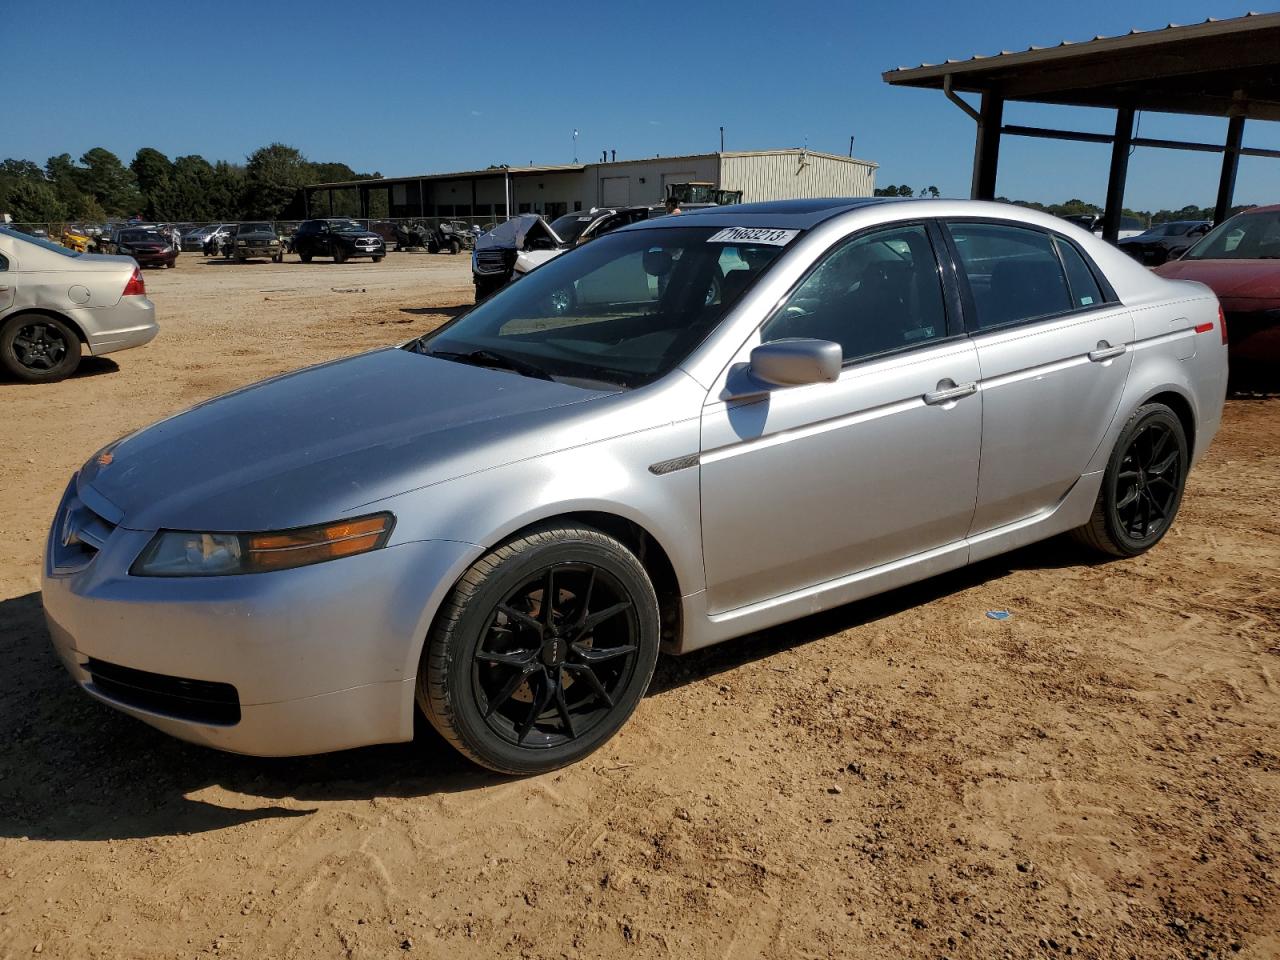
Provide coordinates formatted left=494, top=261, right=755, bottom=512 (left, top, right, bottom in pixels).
left=572, top=129, right=578, bottom=163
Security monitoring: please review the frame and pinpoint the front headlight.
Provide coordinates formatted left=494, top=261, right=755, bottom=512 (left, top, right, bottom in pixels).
left=237, top=239, right=248, bottom=246
left=130, top=513, right=394, bottom=577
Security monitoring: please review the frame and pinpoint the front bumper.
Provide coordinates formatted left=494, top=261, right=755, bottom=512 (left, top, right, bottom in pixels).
left=42, top=480, right=482, bottom=756
left=235, top=245, right=281, bottom=258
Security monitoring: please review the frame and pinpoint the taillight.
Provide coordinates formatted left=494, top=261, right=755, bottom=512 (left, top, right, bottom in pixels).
left=122, top=267, right=145, bottom=297
left=1219, top=304, right=1228, bottom=345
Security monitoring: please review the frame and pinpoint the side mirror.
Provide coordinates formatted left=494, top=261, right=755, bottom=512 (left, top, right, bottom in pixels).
left=748, top=339, right=842, bottom=388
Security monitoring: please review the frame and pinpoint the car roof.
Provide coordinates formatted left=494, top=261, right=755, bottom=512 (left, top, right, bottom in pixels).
left=1238, top=204, right=1280, bottom=216
left=626, top=197, right=895, bottom=231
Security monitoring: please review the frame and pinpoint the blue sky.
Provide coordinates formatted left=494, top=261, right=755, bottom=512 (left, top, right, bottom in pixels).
left=8, top=0, right=1278, bottom=211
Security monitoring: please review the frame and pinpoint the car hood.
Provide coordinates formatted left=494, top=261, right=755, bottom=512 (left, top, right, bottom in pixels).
left=1155, top=259, right=1280, bottom=302
left=334, top=230, right=382, bottom=241
left=476, top=214, right=562, bottom=251
left=80, top=348, right=615, bottom=532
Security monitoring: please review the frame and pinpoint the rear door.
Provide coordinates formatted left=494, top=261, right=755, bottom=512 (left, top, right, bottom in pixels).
left=943, top=220, right=1134, bottom=534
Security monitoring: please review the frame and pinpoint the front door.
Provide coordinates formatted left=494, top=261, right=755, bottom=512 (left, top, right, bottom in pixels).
left=699, top=222, right=983, bottom=614
left=943, top=220, right=1135, bottom=534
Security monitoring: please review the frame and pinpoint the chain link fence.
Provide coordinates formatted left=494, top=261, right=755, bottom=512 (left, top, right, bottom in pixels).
left=3, top=215, right=517, bottom=253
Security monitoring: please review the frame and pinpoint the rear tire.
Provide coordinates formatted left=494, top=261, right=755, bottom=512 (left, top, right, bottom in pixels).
left=419, top=524, right=660, bottom=775
left=1, top=313, right=82, bottom=383
left=1071, top=403, right=1188, bottom=557
left=373, top=255, right=384, bottom=263
left=449, top=239, right=461, bottom=255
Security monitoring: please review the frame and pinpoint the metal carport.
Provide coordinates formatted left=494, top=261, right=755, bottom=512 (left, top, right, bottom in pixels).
left=883, top=12, right=1280, bottom=241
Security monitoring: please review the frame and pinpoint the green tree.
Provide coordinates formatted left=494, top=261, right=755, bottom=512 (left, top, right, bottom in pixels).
left=78, top=147, right=140, bottom=216
left=171, top=155, right=217, bottom=221
left=131, top=147, right=177, bottom=220
left=207, top=161, right=246, bottom=220
left=5, top=180, right=68, bottom=223
left=244, top=143, right=309, bottom=218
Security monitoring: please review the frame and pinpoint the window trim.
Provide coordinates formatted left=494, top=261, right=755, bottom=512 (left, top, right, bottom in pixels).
left=759, top=218, right=967, bottom=370
left=938, top=217, right=1120, bottom=337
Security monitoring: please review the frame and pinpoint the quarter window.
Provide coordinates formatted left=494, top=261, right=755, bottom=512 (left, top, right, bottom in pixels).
left=1054, top=237, right=1105, bottom=309
left=761, top=224, right=948, bottom=362
left=949, top=222, right=1073, bottom=330
left=0, top=253, right=8, bottom=271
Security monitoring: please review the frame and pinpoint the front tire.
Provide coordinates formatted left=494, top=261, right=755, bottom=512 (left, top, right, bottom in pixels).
left=333, top=245, right=348, bottom=264
left=1, top=314, right=82, bottom=383
left=419, top=525, right=660, bottom=775
left=1071, top=403, right=1188, bottom=557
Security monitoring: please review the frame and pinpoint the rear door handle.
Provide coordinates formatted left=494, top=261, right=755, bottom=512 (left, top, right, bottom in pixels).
left=1088, top=342, right=1127, bottom=362
left=923, top=380, right=977, bottom=405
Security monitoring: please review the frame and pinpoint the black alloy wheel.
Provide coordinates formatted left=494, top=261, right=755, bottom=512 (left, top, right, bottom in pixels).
left=1, top=314, right=82, bottom=382
left=420, top=525, right=660, bottom=774
left=1073, top=403, right=1188, bottom=557
left=472, top=563, right=640, bottom=748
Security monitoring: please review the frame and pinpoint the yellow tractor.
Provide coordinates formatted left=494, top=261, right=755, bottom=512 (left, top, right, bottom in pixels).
left=61, top=227, right=93, bottom=253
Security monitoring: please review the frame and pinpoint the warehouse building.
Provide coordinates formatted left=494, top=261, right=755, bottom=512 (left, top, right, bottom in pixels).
left=301, top=148, right=878, bottom=222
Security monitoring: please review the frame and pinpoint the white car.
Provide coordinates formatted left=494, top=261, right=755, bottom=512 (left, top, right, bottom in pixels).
left=0, top=227, right=158, bottom=382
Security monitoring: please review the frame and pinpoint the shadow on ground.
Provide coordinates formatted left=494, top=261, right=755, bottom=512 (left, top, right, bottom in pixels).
left=0, top=357, right=119, bottom=387
left=0, top=537, right=1104, bottom=843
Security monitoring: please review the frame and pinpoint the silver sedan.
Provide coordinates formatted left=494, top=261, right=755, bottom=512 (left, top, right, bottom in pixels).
left=43, top=199, right=1227, bottom=772
left=1, top=227, right=158, bottom=382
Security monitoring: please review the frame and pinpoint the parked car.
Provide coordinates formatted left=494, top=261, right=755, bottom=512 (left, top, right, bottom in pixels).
left=1155, top=204, right=1280, bottom=376
left=1061, top=213, right=1146, bottom=241
left=0, top=226, right=157, bottom=382
left=227, top=222, right=284, bottom=263
left=1118, top=220, right=1212, bottom=266
left=97, top=226, right=178, bottom=269
left=471, top=214, right=558, bottom=300
left=472, top=208, right=655, bottom=301
left=292, top=218, right=385, bottom=263
left=42, top=198, right=1226, bottom=772
left=182, top=224, right=233, bottom=253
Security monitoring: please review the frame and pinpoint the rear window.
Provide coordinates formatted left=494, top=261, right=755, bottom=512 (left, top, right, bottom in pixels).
left=1053, top=238, right=1105, bottom=309
left=949, top=222, right=1073, bottom=330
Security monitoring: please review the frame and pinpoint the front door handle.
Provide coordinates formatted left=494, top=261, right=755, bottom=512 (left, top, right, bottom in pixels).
left=923, top=380, right=978, bottom=405
left=1088, top=341, right=1127, bottom=362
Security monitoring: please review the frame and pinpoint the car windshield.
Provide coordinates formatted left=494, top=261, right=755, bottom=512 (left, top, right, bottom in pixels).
left=413, top=226, right=793, bottom=389
left=549, top=213, right=598, bottom=244
left=240, top=222, right=273, bottom=233
left=120, top=230, right=161, bottom=242
left=1183, top=211, right=1280, bottom=260
left=0, top=227, right=81, bottom=257
left=329, top=220, right=364, bottom=233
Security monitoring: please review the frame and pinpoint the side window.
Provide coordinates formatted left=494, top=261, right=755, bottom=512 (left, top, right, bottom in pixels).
left=0, top=252, right=8, bottom=271
left=761, top=224, right=948, bottom=362
left=949, top=222, right=1073, bottom=330
left=1053, top=237, right=1104, bottom=309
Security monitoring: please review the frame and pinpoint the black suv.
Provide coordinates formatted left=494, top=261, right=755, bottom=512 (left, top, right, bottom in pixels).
left=292, top=219, right=386, bottom=263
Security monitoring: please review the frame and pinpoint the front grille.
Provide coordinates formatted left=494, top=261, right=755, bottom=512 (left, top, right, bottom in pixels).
left=51, top=490, right=117, bottom=573
left=475, top=249, right=515, bottom=275
left=86, top=658, right=241, bottom=725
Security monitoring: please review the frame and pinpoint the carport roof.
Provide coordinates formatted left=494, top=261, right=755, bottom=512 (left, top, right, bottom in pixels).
left=883, top=11, right=1280, bottom=121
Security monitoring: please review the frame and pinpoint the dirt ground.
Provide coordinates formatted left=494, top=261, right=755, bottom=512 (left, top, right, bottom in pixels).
left=0, top=253, right=1277, bottom=960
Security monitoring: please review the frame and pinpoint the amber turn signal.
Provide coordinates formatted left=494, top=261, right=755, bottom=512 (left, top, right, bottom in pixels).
left=244, top=514, right=395, bottom=572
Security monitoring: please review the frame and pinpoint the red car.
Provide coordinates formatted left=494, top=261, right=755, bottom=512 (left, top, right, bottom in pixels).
left=1156, top=205, right=1280, bottom=373
left=101, top=227, right=179, bottom=269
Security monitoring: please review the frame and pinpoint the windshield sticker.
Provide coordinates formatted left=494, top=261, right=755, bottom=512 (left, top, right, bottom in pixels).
left=706, top=227, right=799, bottom=246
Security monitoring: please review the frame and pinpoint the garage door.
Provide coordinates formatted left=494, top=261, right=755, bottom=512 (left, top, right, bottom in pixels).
left=600, top=176, right=630, bottom=207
